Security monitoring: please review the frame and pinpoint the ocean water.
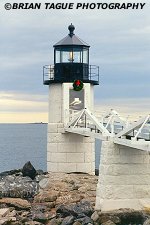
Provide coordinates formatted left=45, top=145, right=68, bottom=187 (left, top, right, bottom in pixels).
left=0, top=124, right=101, bottom=173
left=0, top=124, right=47, bottom=173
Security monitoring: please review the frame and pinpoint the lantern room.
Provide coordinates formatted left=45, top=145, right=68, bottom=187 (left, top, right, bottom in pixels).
left=43, top=24, right=99, bottom=85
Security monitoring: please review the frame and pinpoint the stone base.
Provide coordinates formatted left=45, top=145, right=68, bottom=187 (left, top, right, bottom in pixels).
left=95, top=140, right=150, bottom=211
left=95, top=198, right=150, bottom=211
left=47, top=123, right=95, bottom=174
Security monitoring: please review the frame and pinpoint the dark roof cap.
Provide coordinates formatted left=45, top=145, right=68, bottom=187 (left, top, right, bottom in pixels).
left=54, top=24, right=90, bottom=47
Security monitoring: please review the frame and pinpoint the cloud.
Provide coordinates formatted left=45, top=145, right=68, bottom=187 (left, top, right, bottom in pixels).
left=0, top=92, right=48, bottom=113
left=0, top=0, right=150, bottom=122
left=95, top=97, right=150, bottom=121
left=0, top=112, right=48, bottom=123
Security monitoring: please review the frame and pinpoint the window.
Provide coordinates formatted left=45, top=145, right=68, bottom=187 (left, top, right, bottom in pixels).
left=83, top=49, right=88, bottom=63
left=73, top=49, right=82, bottom=63
left=55, top=50, right=60, bottom=63
left=55, top=47, right=89, bottom=64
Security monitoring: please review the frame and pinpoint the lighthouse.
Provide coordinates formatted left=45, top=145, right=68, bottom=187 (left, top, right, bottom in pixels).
left=43, top=24, right=99, bottom=174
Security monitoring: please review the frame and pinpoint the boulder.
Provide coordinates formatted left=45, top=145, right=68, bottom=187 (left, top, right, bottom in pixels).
left=46, top=218, right=63, bottom=225
left=98, top=209, right=145, bottom=225
left=0, top=198, right=31, bottom=210
left=34, top=190, right=59, bottom=203
left=101, top=220, right=116, bottom=225
left=56, top=192, right=82, bottom=205
left=30, top=204, right=56, bottom=223
left=25, top=222, right=43, bottom=225
left=0, top=208, right=10, bottom=217
left=0, top=169, right=22, bottom=177
left=73, top=222, right=82, bottom=225
left=22, top=161, right=37, bottom=180
left=56, top=200, right=93, bottom=218
left=98, top=214, right=120, bottom=224
left=39, top=178, right=49, bottom=189
left=8, top=222, right=22, bottom=225
left=56, top=205, right=71, bottom=217
left=61, top=216, right=75, bottom=225
left=0, top=175, right=38, bottom=198
left=71, top=200, right=94, bottom=217
left=75, top=215, right=93, bottom=225
left=31, top=210, right=48, bottom=223
left=144, top=219, right=150, bottom=225
left=91, top=211, right=99, bottom=222
left=0, top=218, right=8, bottom=224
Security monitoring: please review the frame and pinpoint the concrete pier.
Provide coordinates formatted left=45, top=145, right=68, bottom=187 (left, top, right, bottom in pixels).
left=95, top=140, right=150, bottom=211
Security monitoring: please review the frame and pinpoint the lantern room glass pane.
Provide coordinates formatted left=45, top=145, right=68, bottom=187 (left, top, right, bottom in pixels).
left=55, top=48, right=88, bottom=63
left=61, top=50, right=73, bottom=63
left=73, top=49, right=82, bottom=63
left=83, top=49, right=88, bottom=63
left=55, top=50, right=60, bottom=63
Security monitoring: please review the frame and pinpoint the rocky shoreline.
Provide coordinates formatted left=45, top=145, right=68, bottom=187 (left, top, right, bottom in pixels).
left=0, top=162, right=150, bottom=225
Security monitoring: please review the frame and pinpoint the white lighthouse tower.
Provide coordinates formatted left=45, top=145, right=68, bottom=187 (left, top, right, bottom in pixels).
left=43, top=24, right=99, bottom=174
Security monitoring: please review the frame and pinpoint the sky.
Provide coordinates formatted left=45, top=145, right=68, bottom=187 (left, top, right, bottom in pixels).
left=0, top=0, right=150, bottom=123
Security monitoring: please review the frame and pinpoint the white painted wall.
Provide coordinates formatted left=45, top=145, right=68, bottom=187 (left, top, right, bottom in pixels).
left=95, top=139, right=150, bottom=211
left=47, top=83, right=95, bottom=174
left=48, top=84, right=62, bottom=123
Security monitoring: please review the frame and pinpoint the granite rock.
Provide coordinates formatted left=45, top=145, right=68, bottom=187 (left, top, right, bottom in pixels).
left=143, top=219, right=150, bottom=225
left=22, top=161, right=37, bottom=180
left=0, top=174, right=39, bottom=199
left=0, top=198, right=31, bottom=210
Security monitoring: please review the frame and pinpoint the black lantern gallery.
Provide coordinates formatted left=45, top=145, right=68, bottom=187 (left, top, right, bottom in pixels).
left=43, top=24, right=99, bottom=85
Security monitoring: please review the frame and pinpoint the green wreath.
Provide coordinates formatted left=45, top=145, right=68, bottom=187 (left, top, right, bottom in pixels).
left=73, top=80, right=84, bottom=91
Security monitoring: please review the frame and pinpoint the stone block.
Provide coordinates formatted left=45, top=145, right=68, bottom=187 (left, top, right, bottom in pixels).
left=48, top=109, right=62, bottom=123
left=84, top=137, right=95, bottom=143
left=57, top=128, right=65, bottom=133
left=67, top=153, right=84, bottom=163
left=143, top=155, right=150, bottom=163
left=47, top=162, right=58, bottom=172
left=47, top=133, right=70, bottom=143
left=47, top=133, right=61, bottom=143
left=95, top=198, right=142, bottom=211
left=51, top=153, right=67, bottom=163
left=47, top=123, right=58, bottom=133
left=57, top=143, right=76, bottom=153
left=47, top=143, right=57, bottom=152
left=140, top=199, right=150, bottom=209
left=101, top=141, right=115, bottom=149
left=100, top=150, right=150, bottom=165
left=119, top=147, right=146, bottom=155
left=69, top=134, right=84, bottom=143
left=133, top=185, right=150, bottom=198
left=120, top=154, right=146, bottom=164
left=100, top=164, right=150, bottom=176
left=57, top=123, right=64, bottom=128
left=76, top=163, right=93, bottom=174
left=101, top=147, right=119, bottom=156
left=57, top=163, right=76, bottom=173
left=58, top=133, right=70, bottom=143
left=47, top=152, right=51, bottom=162
left=92, top=162, right=95, bottom=172
left=98, top=185, right=134, bottom=199
left=102, top=174, right=150, bottom=185
left=76, top=143, right=93, bottom=153
left=85, top=152, right=93, bottom=163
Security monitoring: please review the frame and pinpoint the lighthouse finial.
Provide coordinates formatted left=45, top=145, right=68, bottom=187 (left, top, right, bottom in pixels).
left=68, top=23, right=75, bottom=37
